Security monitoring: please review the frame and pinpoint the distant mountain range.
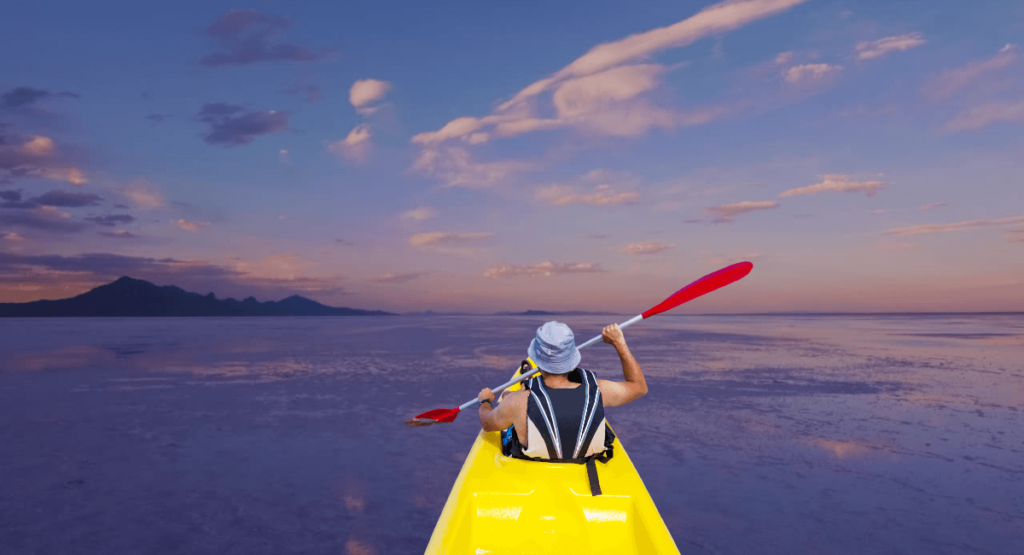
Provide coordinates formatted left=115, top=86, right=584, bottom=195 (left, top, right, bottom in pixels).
left=0, top=277, right=394, bottom=317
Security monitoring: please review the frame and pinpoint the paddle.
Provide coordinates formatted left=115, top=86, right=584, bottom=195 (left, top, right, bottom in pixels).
left=405, top=261, right=754, bottom=427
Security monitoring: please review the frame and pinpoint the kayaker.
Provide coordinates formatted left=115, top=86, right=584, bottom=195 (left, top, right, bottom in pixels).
left=477, top=321, right=647, bottom=462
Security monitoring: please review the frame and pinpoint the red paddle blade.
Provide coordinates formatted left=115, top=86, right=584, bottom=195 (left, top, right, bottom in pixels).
left=405, top=407, right=461, bottom=427
left=642, top=261, right=753, bottom=319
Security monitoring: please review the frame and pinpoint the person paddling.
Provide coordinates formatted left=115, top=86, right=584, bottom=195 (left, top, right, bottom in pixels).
left=477, top=321, right=647, bottom=464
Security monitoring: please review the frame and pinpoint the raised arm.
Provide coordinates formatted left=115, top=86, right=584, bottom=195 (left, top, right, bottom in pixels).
left=596, top=324, right=648, bottom=408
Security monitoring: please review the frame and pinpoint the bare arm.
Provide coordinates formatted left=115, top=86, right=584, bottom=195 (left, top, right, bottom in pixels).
left=596, top=324, right=648, bottom=408
left=477, top=388, right=526, bottom=432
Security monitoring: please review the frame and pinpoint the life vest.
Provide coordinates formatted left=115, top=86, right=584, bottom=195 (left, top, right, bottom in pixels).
left=501, top=361, right=615, bottom=495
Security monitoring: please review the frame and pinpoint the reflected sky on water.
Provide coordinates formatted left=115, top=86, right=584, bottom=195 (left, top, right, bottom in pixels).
left=1, top=314, right=1022, bottom=554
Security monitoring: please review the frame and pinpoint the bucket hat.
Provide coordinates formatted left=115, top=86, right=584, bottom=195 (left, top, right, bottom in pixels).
left=527, top=321, right=581, bottom=375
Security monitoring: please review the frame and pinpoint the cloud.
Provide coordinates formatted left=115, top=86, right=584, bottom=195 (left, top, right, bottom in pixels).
left=883, top=216, right=1024, bottom=236
left=779, top=174, right=886, bottom=197
left=774, top=51, right=794, bottom=64
left=920, top=202, right=946, bottom=211
left=0, top=189, right=21, bottom=202
left=783, top=63, right=843, bottom=83
left=349, top=79, right=391, bottom=115
left=100, top=229, right=138, bottom=239
left=370, top=272, right=429, bottom=284
left=1, top=87, right=50, bottom=108
left=0, top=87, right=76, bottom=109
left=412, top=147, right=532, bottom=188
left=174, top=219, right=208, bottom=232
left=410, top=0, right=808, bottom=146
left=85, top=214, right=136, bottom=227
left=707, top=200, right=779, bottom=222
left=1, top=231, right=25, bottom=242
left=536, top=184, right=638, bottom=206
left=146, top=114, right=171, bottom=124
left=621, top=241, right=676, bottom=255
left=0, top=206, right=86, bottom=233
left=200, top=10, right=333, bottom=67
left=499, top=0, right=810, bottom=109
left=334, top=238, right=355, bottom=246
left=924, top=44, right=1017, bottom=100
left=400, top=207, right=436, bottom=221
left=944, top=100, right=1024, bottom=132
left=0, top=130, right=87, bottom=185
left=31, top=190, right=103, bottom=207
left=327, top=124, right=372, bottom=162
left=482, top=260, right=604, bottom=278
left=409, top=231, right=491, bottom=248
left=196, top=103, right=289, bottom=146
left=855, top=33, right=926, bottom=61
left=21, top=136, right=55, bottom=156
left=120, top=178, right=167, bottom=210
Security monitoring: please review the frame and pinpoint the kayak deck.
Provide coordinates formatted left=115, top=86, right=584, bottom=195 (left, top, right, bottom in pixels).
left=424, top=366, right=679, bottom=554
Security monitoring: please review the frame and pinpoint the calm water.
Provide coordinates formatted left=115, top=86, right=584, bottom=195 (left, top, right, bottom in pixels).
left=1, top=314, right=1022, bottom=554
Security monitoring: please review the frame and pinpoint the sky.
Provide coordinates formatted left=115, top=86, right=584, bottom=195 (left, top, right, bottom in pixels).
left=0, top=0, right=1022, bottom=313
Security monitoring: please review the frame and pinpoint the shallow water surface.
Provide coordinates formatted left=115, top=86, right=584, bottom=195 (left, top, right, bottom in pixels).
left=1, top=314, right=1022, bottom=554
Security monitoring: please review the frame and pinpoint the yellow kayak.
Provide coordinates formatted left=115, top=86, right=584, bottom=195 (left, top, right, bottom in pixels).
left=424, top=361, right=680, bottom=555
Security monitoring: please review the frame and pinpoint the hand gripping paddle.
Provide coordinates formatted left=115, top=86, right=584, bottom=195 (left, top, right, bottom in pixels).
left=406, top=261, right=753, bottom=427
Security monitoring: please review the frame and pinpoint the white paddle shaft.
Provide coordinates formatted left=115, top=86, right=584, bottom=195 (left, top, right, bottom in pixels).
left=457, top=313, right=644, bottom=411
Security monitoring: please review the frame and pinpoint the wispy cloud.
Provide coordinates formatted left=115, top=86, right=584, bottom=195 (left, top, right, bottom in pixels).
left=85, top=214, right=135, bottom=227
left=120, top=178, right=167, bottom=210
left=855, top=33, right=926, bottom=61
left=371, top=272, right=429, bottom=284
left=945, top=99, right=1024, bottom=132
left=920, top=202, right=946, bottom=211
left=1, top=231, right=25, bottom=242
left=536, top=184, right=638, bottom=206
left=780, top=174, right=886, bottom=197
left=174, top=219, right=208, bottom=232
left=100, top=229, right=138, bottom=239
left=621, top=241, right=676, bottom=255
left=400, top=207, right=436, bottom=221
left=924, top=44, right=1017, bottom=100
left=412, top=147, right=532, bottom=188
left=328, top=124, right=372, bottom=162
left=350, top=79, right=391, bottom=115
left=200, top=10, right=333, bottom=67
left=0, top=206, right=86, bottom=233
left=0, top=87, right=78, bottom=108
left=410, top=0, right=808, bottom=146
left=707, top=200, right=779, bottom=222
left=783, top=63, right=843, bottom=84
left=483, top=260, right=604, bottom=278
left=32, top=190, right=103, bottom=207
left=196, top=103, right=289, bottom=146
left=409, top=232, right=492, bottom=254
left=0, top=130, right=87, bottom=186
left=883, top=216, right=1024, bottom=236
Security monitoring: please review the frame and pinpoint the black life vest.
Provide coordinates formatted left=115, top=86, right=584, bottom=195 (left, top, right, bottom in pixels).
left=501, top=361, right=615, bottom=495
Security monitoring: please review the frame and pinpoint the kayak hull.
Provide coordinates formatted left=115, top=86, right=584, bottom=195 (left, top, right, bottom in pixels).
left=424, top=363, right=680, bottom=554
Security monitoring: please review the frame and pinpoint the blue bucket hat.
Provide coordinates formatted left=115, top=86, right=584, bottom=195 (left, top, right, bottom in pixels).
left=527, top=321, right=581, bottom=375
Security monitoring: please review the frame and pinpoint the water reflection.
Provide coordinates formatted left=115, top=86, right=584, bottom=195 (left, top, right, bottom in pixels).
left=0, top=314, right=1021, bottom=554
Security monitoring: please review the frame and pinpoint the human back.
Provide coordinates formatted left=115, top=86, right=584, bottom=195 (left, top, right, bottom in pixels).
left=477, top=321, right=649, bottom=460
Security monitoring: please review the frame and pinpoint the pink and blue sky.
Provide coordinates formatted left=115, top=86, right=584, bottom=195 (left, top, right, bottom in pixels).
left=1, top=0, right=1021, bottom=312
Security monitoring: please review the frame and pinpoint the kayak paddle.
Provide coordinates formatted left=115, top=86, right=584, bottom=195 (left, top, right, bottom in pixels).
left=405, top=261, right=754, bottom=427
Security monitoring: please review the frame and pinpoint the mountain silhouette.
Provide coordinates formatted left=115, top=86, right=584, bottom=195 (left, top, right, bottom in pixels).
left=0, top=277, right=394, bottom=317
